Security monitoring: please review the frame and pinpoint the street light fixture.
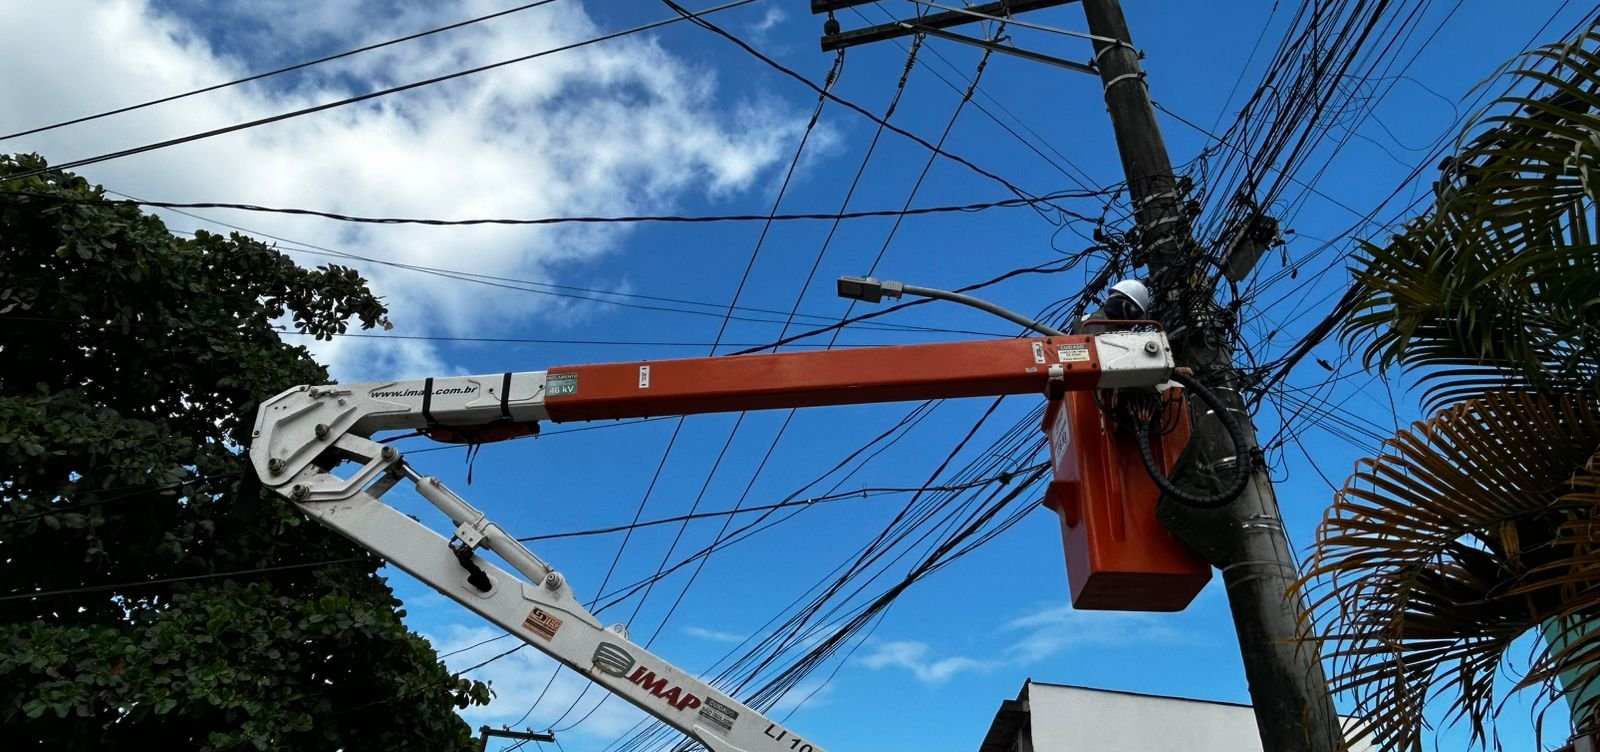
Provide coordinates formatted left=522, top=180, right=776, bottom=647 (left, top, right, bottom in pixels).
left=835, top=275, right=1067, bottom=337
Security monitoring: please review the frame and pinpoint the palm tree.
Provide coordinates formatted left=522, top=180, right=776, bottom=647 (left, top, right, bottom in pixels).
left=1299, top=20, right=1600, bottom=751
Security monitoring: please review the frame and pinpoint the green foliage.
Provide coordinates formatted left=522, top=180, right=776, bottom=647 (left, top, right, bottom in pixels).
left=1309, top=22, right=1600, bottom=751
left=1343, top=29, right=1600, bottom=410
left=0, top=153, right=488, bottom=750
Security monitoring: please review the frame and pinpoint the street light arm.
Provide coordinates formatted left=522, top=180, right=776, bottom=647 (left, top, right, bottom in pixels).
left=835, top=275, right=1066, bottom=337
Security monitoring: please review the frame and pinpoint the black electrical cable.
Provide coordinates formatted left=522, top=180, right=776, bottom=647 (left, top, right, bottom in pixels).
left=586, top=47, right=846, bottom=614
left=158, top=223, right=997, bottom=337
left=1136, top=372, right=1252, bottom=509
left=516, top=473, right=1038, bottom=543
left=4, top=188, right=1105, bottom=226
left=852, top=3, right=1104, bottom=194
left=0, top=0, right=560, bottom=141
left=606, top=47, right=1006, bottom=739
left=0, top=314, right=962, bottom=348
left=0, top=0, right=758, bottom=183
left=535, top=40, right=852, bottom=739
left=725, top=256, right=1077, bottom=357
left=608, top=295, right=1103, bottom=752
left=0, top=557, right=368, bottom=602
left=437, top=632, right=512, bottom=659
left=657, top=0, right=1061, bottom=212
left=612, top=40, right=935, bottom=685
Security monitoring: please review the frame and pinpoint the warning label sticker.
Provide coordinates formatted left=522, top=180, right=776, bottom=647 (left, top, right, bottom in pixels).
left=1057, top=344, right=1091, bottom=363
left=547, top=373, right=579, bottom=397
left=1031, top=342, right=1047, bottom=364
left=699, top=696, right=739, bottom=733
left=523, top=607, right=563, bottom=641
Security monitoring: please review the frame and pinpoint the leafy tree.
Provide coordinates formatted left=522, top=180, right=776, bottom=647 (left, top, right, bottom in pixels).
left=0, top=154, right=489, bottom=750
left=1298, top=23, right=1600, bottom=751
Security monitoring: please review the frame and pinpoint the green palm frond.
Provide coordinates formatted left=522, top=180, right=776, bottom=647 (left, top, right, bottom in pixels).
left=1301, top=391, right=1600, bottom=750
left=1343, top=27, right=1600, bottom=410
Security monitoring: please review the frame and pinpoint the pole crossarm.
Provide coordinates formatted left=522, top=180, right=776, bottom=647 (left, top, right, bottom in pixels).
left=817, top=0, right=1079, bottom=51
left=901, top=24, right=1099, bottom=75
left=477, top=726, right=557, bottom=751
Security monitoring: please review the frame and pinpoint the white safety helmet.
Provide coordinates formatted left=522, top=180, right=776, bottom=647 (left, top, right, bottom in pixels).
left=1108, top=279, right=1151, bottom=314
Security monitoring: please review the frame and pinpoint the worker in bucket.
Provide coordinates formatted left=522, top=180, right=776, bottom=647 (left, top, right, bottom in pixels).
left=1072, top=278, right=1152, bottom=333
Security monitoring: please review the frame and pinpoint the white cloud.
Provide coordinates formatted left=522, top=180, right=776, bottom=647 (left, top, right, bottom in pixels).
left=856, top=602, right=1200, bottom=685
left=0, top=0, right=809, bottom=380
left=684, top=625, right=748, bottom=644
left=766, top=677, right=835, bottom=716
left=752, top=7, right=788, bottom=36
left=1003, top=603, right=1193, bottom=663
left=856, top=639, right=999, bottom=684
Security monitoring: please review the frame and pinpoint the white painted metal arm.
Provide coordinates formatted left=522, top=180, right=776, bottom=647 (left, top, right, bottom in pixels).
left=251, top=425, right=825, bottom=752
left=250, top=370, right=553, bottom=489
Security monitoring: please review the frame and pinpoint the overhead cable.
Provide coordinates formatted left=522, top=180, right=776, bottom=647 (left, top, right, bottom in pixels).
left=3, top=188, right=1105, bottom=225
left=0, top=0, right=759, bottom=183
left=0, top=558, right=368, bottom=602
left=658, top=0, right=1057, bottom=210
left=0, top=0, right=561, bottom=141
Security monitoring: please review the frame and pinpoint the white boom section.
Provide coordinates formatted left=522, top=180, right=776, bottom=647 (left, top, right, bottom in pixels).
left=249, top=421, right=825, bottom=752
left=251, top=372, right=553, bottom=489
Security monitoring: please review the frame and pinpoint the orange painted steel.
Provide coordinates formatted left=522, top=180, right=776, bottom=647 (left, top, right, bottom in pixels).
left=1040, top=389, right=1211, bottom=611
left=543, top=337, right=1105, bottom=423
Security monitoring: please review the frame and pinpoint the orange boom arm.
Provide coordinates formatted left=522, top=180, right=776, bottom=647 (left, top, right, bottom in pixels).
left=541, top=334, right=1162, bottom=423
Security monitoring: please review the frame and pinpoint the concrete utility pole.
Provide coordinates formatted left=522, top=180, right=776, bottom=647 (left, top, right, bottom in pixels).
left=1078, top=2, right=1342, bottom=750
left=814, top=1, right=1343, bottom=749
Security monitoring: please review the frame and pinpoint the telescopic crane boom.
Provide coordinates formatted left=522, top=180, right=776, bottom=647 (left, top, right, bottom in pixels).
left=249, top=330, right=1174, bottom=752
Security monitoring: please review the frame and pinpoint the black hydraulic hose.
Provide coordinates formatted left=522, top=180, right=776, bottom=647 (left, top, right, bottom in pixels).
left=1137, top=372, right=1253, bottom=509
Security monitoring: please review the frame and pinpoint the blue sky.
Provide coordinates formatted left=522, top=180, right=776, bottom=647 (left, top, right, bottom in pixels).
left=2, top=1, right=1592, bottom=750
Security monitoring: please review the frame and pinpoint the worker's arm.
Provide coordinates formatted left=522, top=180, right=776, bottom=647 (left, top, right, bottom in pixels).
left=248, top=331, right=1172, bottom=752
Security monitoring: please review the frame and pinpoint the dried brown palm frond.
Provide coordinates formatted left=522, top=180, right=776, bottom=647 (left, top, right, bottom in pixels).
left=1301, top=391, right=1600, bottom=751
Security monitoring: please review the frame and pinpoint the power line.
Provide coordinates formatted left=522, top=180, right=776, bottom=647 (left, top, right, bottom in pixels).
left=853, top=3, right=1106, bottom=194
left=0, top=1, right=561, bottom=141
left=0, top=0, right=760, bottom=183
left=905, top=0, right=1116, bottom=43
left=550, top=46, right=856, bottom=735
left=603, top=39, right=1032, bottom=747
left=0, top=314, right=973, bottom=348
left=145, top=214, right=1001, bottom=338
left=3, top=187, right=1107, bottom=226
left=608, top=386, right=1047, bottom=750
left=1151, top=100, right=1372, bottom=223
left=1234, top=2, right=1594, bottom=406
left=0, top=473, right=240, bottom=526
left=0, top=558, right=368, bottom=602
left=532, top=37, right=855, bottom=739
left=659, top=0, right=1057, bottom=210
left=587, top=48, right=848, bottom=615
left=516, top=469, right=1044, bottom=543
left=438, top=632, right=513, bottom=660
left=610, top=37, right=939, bottom=724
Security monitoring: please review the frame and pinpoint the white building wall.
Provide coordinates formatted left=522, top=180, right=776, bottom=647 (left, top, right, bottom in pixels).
left=1021, top=683, right=1372, bottom=752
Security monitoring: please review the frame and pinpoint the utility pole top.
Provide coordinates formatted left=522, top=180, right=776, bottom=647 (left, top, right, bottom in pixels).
left=476, top=726, right=556, bottom=752
left=814, top=0, right=1079, bottom=52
